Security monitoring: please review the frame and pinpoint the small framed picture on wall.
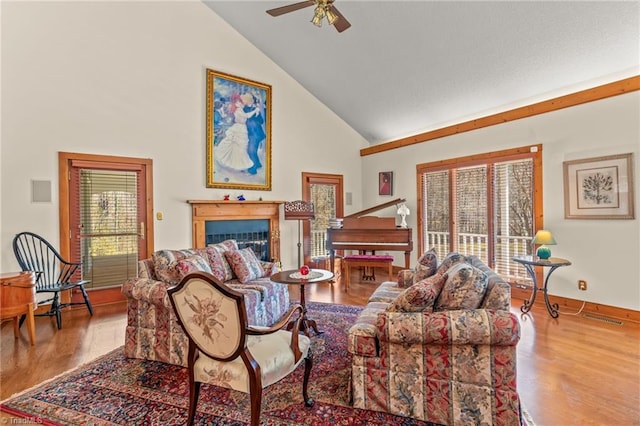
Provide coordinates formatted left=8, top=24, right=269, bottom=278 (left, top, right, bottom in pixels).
left=379, top=172, right=393, bottom=196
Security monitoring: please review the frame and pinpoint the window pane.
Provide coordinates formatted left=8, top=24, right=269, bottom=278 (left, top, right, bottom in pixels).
left=310, top=183, right=336, bottom=258
left=423, top=170, right=450, bottom=255
left=455, top=166, right=488, bottom=262
left=417, top=146, right=540, bottom=284
left=494, top=159, right=534, bottom=283
left=80, top=170, right=139, bottom=289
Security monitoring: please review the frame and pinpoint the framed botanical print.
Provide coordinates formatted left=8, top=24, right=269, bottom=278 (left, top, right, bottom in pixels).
left=563, top=153, right=634, bottom=219
left=206, top=69, right=272, bottom=190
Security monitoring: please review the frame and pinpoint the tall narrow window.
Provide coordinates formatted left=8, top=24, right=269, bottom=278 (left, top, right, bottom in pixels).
left=494, top=159, right=535, bottom=280
left=419, top=146, right=541, bottom=283
left=78, top=169, right=140, bottom=289
left=302, top=173, right=344, bottom=264
left=423, top=170, right=449, bottom=255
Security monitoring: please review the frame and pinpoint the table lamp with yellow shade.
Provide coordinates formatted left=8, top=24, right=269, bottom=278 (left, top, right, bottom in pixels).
left=532, top=230, right=556, bottom=260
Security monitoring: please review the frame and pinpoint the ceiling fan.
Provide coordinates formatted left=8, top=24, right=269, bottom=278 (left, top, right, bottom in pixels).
left=266, top=0, right=352, bottom=33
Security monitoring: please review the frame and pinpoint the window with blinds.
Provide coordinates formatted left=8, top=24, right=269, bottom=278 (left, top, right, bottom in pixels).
left=77, top=169, right=140, bottom=289
left=419, top=146, right=541, bottom=284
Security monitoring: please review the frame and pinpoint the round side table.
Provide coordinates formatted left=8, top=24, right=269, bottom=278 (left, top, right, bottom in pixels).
left=512, top=256, right=571, bottom=318
left=270, top=269, right=334, bottom=336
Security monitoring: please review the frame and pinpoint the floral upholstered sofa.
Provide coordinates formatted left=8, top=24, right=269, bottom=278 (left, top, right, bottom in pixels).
left=121, top=240, right=289, bottom=367
left=347, top=250, right=522, bottom=425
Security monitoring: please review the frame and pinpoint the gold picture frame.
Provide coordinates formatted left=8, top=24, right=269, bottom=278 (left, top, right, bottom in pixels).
left=563, top=153, right=634, bottom=219
left=206, top=69, right=272, bottom=190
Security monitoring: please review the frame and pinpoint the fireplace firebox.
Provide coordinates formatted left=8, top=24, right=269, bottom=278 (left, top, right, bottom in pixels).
left=188, top=200, right=284, bottom=262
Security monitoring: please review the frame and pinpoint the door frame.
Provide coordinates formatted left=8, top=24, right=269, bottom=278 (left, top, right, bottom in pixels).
left=58, top=152, right=154, bottom=305
left=302, top=172, right=344, bottom=265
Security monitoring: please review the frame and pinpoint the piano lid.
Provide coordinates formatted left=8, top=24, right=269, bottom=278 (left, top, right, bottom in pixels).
left=344, top=197, right=406, bottom=219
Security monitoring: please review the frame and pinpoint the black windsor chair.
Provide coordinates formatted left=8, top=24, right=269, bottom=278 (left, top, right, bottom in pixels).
left=12, top=231, right=94, bottom=329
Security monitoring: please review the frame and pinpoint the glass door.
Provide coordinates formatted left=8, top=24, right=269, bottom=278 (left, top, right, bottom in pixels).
left=59, top=152, right=153, bottom=304
left=302, top=172, right=344, bottom=265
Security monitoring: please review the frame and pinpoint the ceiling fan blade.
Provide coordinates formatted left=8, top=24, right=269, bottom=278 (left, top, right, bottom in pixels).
left=328, top=5, right=351, bottom=32
left=266, top=1, right=315, bottom=17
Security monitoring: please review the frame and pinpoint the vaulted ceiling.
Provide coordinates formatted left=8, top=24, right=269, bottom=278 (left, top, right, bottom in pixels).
left=204, top=1, right=640, bottom=145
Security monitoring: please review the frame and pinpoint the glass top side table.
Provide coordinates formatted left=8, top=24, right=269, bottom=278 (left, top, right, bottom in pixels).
left=512, top=255, right=571, bottom=318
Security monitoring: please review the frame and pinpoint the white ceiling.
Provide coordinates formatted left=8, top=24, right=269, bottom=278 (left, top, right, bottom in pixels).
left=204, top=1, right=640, bottom=145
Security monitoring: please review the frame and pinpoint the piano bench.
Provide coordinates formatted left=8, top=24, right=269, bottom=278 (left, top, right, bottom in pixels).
left=343, top=255, right=394, bottom=291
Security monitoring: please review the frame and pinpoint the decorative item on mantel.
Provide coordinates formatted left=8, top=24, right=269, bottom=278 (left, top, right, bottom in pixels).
left=237, top=194, right=246, bottom=201
left=284, top=200, right=315, bottom=268
left=397, top=203, right=410, bottom=228
left=223, top=194, right=230, bottom=201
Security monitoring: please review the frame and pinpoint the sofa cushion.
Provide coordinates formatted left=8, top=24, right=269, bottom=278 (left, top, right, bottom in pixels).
left=435, top=262, right=488, bottom=311
left=414, top=247, right=439, bottom=282
left=437, top=251, right=466, bottom=274
left=210, top=239, right=239, bottom=252
left=368, top=281, right=406, bottom=303
left=225, top=247, right=266, bottom=284
left=207, top=240, right=239, bottom=281
left=175, top=255, right=213, bottom=281
left=152, top=249, right=202, bottom=285
left=386, top=271, right=448, bottom=313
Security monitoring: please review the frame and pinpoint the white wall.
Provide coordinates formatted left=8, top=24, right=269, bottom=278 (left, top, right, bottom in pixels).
left=0, top=1, right=367, bottom=271
left=362, top=92, right=640, bottom=311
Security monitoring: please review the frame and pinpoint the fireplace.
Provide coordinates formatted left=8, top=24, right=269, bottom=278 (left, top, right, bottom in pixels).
left=206, top=219, right=270, bottom=261
left=188, top=200, right=284, bottom=262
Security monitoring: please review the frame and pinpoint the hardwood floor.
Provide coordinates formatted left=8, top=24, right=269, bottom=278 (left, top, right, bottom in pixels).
left=1, top=269, right=639, bottom=425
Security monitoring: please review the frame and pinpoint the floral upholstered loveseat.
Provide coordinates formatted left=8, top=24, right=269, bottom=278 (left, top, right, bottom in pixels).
left=347, top=251, right=522, bottom=425
left=121, top=240, right=289, bottom=367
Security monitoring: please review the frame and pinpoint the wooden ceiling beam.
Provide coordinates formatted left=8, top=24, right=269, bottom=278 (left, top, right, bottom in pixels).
left=361, top=75, right=640, bottom=157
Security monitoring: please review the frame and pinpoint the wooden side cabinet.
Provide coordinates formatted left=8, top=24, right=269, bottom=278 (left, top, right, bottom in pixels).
left=0, top=271, right=37, bottom=345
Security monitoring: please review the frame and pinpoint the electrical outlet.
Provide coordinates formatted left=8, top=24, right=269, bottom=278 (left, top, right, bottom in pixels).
left=578, top=280, right=587, bottom=291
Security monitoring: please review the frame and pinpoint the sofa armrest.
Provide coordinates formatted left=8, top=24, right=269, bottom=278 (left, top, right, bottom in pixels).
left=261, top=261, right=280, bottom=276
left=122, top=277, right=172, bottom=308
left=397, top=269, right=416, bottom=288
left=376, top=309, right=520, bottom=346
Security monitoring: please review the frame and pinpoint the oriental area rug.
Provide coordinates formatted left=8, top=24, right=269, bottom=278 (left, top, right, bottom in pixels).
left=1, top=302, right=534, bottom=425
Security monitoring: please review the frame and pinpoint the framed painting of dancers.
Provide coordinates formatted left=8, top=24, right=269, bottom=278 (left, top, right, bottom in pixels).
left=206, top=68, right=272, bottom=190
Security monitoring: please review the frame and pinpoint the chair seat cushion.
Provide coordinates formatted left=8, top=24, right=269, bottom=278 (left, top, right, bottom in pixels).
left=194, top=330, right=311, bottom=393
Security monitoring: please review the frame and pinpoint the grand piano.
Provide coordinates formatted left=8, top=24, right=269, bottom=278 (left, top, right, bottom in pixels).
left=327, top=198, right=413, bottom=272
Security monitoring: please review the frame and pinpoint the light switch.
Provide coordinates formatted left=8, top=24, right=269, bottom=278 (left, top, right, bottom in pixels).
left=156, top=212, right=163, bottom=221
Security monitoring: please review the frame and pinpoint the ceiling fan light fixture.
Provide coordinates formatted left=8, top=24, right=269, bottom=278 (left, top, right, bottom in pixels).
left=311, top=5, right=324, bottom=27
left=325, top=7, right=338, bottom=25
left=266, top=0, right=350, bottom=33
